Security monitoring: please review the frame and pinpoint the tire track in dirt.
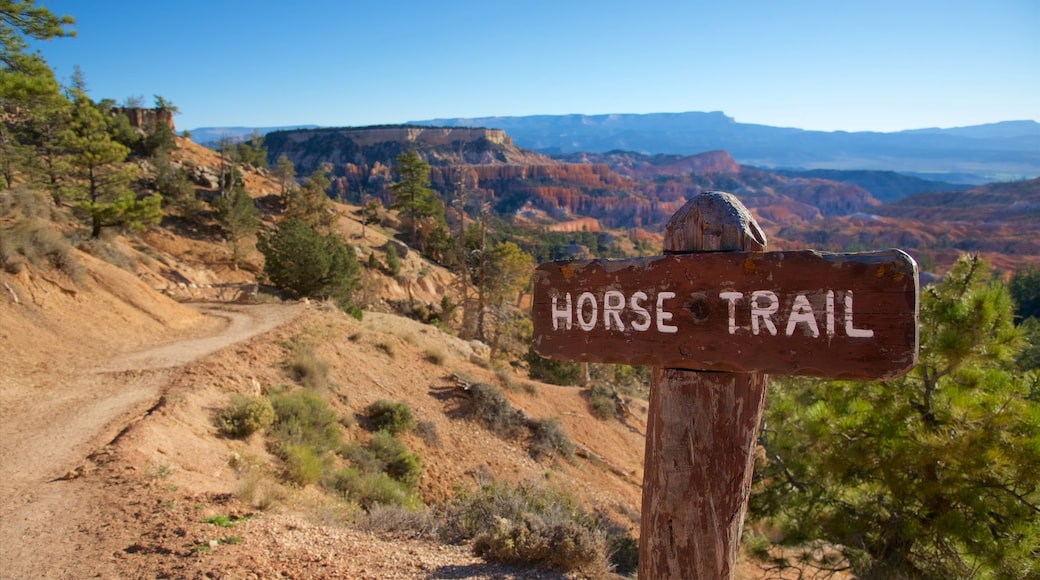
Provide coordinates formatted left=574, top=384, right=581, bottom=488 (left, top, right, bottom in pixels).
left=0, top=302, right=303, bottom=575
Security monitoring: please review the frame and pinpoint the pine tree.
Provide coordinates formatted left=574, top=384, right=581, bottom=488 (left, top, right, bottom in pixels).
left=748, top=254, right=1040, bottom=579
left=388, top=149, right=442, bottom=248
left=257, top=217, right=360, bottom=311
left=61, top=90, right=159, bottom=238
left=214, top=185, right=258, bottom=268
left=273, top=154, right=296, bottom=198
left=284, top=168, right=336, bottom=231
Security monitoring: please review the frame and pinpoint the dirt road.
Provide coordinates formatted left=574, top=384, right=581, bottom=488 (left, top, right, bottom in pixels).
left=0, top=303, right=303, bottom=577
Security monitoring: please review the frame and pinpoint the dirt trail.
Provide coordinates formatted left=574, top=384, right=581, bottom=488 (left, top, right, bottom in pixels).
left=0, top=302, right=303, bottom=577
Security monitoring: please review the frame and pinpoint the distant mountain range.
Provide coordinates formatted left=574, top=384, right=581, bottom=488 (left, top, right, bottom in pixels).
left=409, top=112, right=1040, bottom=184
left=190, top=112, right=1038, bottom=185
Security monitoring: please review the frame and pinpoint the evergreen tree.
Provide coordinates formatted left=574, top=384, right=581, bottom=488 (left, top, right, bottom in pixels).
left=748, top=254, right=1040, bottom=579
left=153, top=150, right=200, bottom=218
left=257, top=217, right=360, bottom=311
left=61, top=90, right=159, bottom=238
left=1010, top=265, right=1040, bottom=322
left=236, top=130, right=267, bottom=168
left=1, top=1, right=74, bottom=189
left=388, top=149, right=442, bottom=248
left=1, top=1, right=75, bottom=73
left=214, top=184, right=258, bottom=268
left=273, top=154, right=296, bottom=198
left=284, top=168, right=336, bottom=231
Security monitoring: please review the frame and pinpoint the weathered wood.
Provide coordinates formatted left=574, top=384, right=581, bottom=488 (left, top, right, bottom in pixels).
left=531, top=249, right=919, bottom=380
left=640, top=369, right=767, bottom=579
left=639, top=191, right=769, bottom=580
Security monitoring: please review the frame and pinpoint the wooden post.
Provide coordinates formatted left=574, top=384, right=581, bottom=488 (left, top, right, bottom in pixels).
left=638, top=192, right=769, bottom=579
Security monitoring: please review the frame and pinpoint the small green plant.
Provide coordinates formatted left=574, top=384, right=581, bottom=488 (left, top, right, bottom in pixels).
left=219, top=394, right=275, bottom=438
left=282, top=443, right=324, bottom=486
left=367, top=431, right=422, bottom=488
left=365, top=400, right=415, bottom=435
left=325, top=467, right=420, bottom=510
left=148, top=461, right=173, bottom=480
left=203, top=514, right=235, bottom=528
left=267, top=389, right=342, bottom=455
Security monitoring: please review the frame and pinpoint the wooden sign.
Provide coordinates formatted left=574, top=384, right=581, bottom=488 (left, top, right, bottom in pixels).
left=532, top=249, right=918, bottom=380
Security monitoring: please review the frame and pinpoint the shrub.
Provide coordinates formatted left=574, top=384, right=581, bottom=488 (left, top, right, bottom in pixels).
left=287, top=340, right=329, bottom=390
left=586, top=384, right=618, bottom=420
left=326, top=467, right=419, bottom=509
left=525, top=348, right=583, bottom=385
left=528, top=418, right=575, bottom=461
left=366, top=400, right=415, bottom=435
left=357, top=504, right=436, bottom=536
left=442, top=480, right=609, bottom=574
left=340, top=431, right=423, bottom=490
left=257, top=217, right=361, bottom=312
left=0, top=220, right=80, bottom=279
left=282, top=443, right=324, bottom=486
left=384, top=244, right=401, bottom=275
left=268, top=389, right=342, bottom=455
left=368, top=431, right=422, bottom=488
left=415, top=420, right=441, bottom=447
left=375, top=341, right=395, bottom=358
left=219, top=394, right=275, bottom=438
left=467, top=382, right=527, bottom=438
left=424, top=348, right=446, bottom=365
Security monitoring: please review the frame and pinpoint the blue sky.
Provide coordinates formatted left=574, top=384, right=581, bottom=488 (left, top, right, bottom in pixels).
left=28, top=0, right=1040, bottom=133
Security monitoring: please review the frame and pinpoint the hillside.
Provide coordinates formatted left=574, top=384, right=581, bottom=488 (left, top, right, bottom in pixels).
left=0, top=136, right=667, bottom=578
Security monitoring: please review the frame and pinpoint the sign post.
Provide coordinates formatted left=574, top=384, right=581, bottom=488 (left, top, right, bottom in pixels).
left=530, top=192, right=919, bottom=579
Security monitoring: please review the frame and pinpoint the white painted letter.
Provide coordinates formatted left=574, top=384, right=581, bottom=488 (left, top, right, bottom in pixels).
left=656, top=292, right=678, bottom=333
left=630, top=291, right=651, bottom=331
left=576, top=292, right=598, bottom=331
left=825, top=290, right=836, bottom=337
left=751, top=290, right=779, bottom=336
left=785, top=294, right=820, bottom=337
left=719, top=292, right=743, bottom=335
left=551, top=293, right=572, bottom=330
left=603, top=290, right=625, bottom=331
left=844, top=291, right=874, bottom=338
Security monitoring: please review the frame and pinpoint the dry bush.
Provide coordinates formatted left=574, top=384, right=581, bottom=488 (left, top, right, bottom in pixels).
left=286, top=340, right=330, bottom=390
left=415, top=420, right=441, bottom=447
left=424, top=347, right=446, bottom=365
left=467, top=382, right=527, bottom=438
left=218, top=394, right=274, bottom=438
left=356, top=504, right=437, bottom=537
left=528, top=417, right=575, bottom=462
left=0, top=220, right=80, bottom=279
left=441, top=480, right=612, bottom=575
